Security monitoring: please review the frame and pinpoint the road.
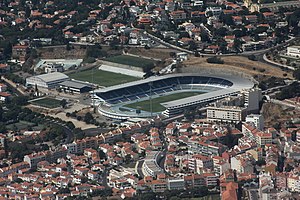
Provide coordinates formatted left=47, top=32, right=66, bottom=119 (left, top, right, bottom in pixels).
left=157, top=128, right=168, bottom=172
left=262, top=54, right=295, bottom=70
left=248, top=189, right=259, bottom=200
left=101, top=167, right=111, bottom=188
left=145, top=31, right=297, bottom=57
left=136, top=160, right=144, bottom=178
left=1, top=76, right=26, bottom=96
left=43, top=118, right=74, bottom=144
left=262, top=83, right=295, bottom=95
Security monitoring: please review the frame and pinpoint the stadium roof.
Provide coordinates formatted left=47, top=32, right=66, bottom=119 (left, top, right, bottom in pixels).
left=30, top=72, right=69, bottom=83
left=161, top=88, right=241, bottom=108
left=93, top=73, right=254, bottom=93
left=59, top=80, right=93, bottom=89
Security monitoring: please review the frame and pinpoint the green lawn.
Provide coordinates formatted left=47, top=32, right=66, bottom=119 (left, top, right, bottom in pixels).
left=104, top=55, right=155, bottom=68
left=125, top=92, right=204, bottom=112
left=31, top=98, right=61, bottom=108
left=69, top=69, right=140, bottom=86
left=6, top=121, right=36, bottom=131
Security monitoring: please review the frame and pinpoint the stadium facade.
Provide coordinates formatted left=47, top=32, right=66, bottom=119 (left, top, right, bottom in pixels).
left=26, top=72, right=70, bottom=89
left=92, top=73, right=254, bottom=119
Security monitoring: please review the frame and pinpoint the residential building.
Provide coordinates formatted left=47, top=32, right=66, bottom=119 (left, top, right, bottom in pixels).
left=12, top=45, right=29, bottom=62
left=245, top=114, right=264, bottom=130
left=287, top=46, right=300, bottom=58
left=207, top=106, right=244, bottom=123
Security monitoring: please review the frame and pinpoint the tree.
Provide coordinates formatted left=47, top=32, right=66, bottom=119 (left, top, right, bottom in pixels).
left=11, top=96, right=29, bottom=106
left=109, top=38, right=120, bottom=50
left=0, top=107, right=3, bottom=121
left=66, top=121, right=75, bottom=130
left=248, top=55, right=257, bottom=61
left=285, top=164, right=294, bottom=172
left=200, top=32, right=210, bottom=42
left=60, top=99, right=67, bottom=108
left=66, top=43, right=71, bottom=51
left=188, top=41, right=197, bottom=51
left=293, top=68, right=300, bottom=80
left=207, top=57, right=224, bottom=64
left=85, top=45, right=107, bottom=59
left=276, top=82, right=300, bottom=100
left=74, top=128, right=85, bottom=140
left=84, top=112, right=94, bottom=124
left=124, top=154, right=132, bottom=164
left=0, top=123, right=7, bottom=133
left=215, top=27, right=228, bottom=37
left=169, top=52, right=176, bottom=58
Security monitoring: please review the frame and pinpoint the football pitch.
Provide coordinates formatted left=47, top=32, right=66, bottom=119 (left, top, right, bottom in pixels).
left=31, top=98, right=61, bottom=108
left=69, top=69, right=140, bottom=86
left=125, top=92, right=204, bottom=112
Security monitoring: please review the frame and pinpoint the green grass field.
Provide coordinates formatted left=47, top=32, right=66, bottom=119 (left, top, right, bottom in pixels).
left=69, top=69, right=140, bottom=86
left=125, top=92, right=204, bottom=112
left=6, top=121, right=35, bottom=131
left=31, top=98, right=61, bottom=108
left=104, top=55, right=155, bottom=68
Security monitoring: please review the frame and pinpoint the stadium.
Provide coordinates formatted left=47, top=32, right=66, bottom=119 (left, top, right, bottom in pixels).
left=92, top=73, right=254, bottom=119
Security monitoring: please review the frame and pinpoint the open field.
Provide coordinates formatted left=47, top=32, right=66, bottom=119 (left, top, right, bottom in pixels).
left=125, top=92, right=204, bottom=112
left=37, top=45, right=86, bottom=59
left=31, top=98, right=61, bottom=108
left=127, top=47, right=177, bottom=60
left=183, top=56, right=293, bottom=79
left=69, top=69, right=140, bottom=86
left=104, top=55, right=155, bottom=68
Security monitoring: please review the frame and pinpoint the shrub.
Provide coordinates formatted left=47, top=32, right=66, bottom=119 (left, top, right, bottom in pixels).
left=248, top=55, right=257, bottom=61
left=206, top=56, right=224, bottom=64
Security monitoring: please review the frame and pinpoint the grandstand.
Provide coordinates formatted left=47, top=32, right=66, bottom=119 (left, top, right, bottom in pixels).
left=93, top=73, right=254, bottom=119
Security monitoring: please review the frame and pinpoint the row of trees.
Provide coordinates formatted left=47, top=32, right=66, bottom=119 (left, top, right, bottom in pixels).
left=136, top=187, right=210, bottom=200
left=276, top=82, right=300, bottom=100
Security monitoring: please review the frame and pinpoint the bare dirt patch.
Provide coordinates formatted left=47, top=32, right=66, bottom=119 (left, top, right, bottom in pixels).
left=261, top=102, right=299, bottom=128
left=183, top=56, right=292, bottom=79
left=38, top=45, right=86, bottom=59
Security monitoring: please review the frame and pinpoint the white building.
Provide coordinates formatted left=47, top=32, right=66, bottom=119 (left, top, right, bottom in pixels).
left=142, top=151, right=163, bottom=177
left=26, top=72, right=69, bottom=89
left=167, top=178, right=185, bottom=190
left=188, top=154, right=214, bottom=174
left=207, top=106, right=244, bottom=123
left=0, top=83, right=7, bottom=92
left=230, top=154, right=254, bottom=174
left=44, top=64, right=64, bottom=74
left=296, top=130, right=300, bottom=143
left=287, top=46, right=300, bottom=58
left=245, top=114, right=264, bottom=130
left=205, top=7, right=222, bottom=16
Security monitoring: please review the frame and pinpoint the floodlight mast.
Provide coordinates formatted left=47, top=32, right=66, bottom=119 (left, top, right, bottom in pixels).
left=149, top=82, right=153, bottom=118
left=93, top=67, right=95, bottom=113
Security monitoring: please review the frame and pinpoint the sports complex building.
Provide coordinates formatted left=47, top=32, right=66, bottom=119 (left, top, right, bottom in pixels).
left=92, top=73, right=254, bottom=119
